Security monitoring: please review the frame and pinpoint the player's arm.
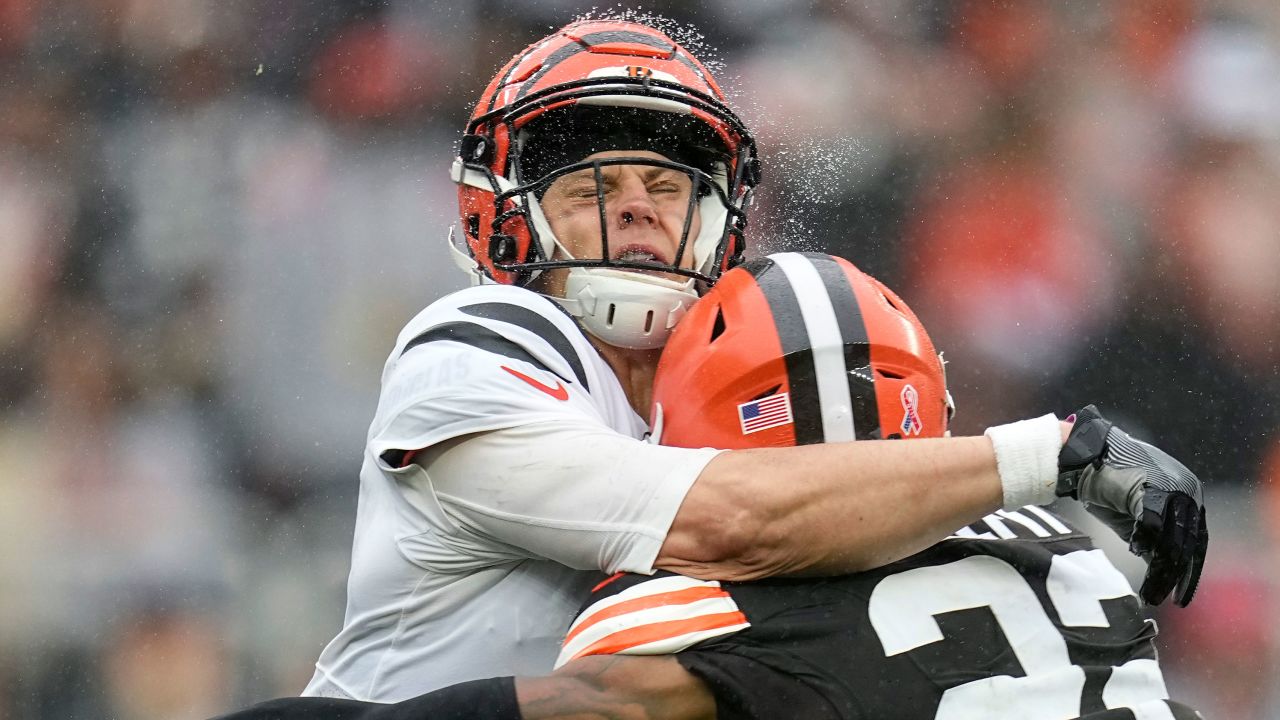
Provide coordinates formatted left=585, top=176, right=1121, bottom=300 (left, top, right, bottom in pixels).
left=416, top=414, right=1060, bottom=578
left=517, top=655, right=715, bottom=720
left=666, top=407, right=1206, bottom=606
left=660, top=432, right=1015, bottom=579
left=211, top=657, right=712, bottom=720
left=420, top=410, right=1201, bottom=603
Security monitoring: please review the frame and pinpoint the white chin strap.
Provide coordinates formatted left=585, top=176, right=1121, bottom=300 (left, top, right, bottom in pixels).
left=555, top=267, right=698, bottom=350
left=519, top=171, right=709, bottom=350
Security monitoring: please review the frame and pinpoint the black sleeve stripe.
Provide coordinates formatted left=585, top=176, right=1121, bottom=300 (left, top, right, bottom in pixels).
left=803, top=253, right=881, bottom=441
left=742, top=257, right=824, bottom=446
left=400, top=321, right=572, bottom=385
left=459, top=302, right=590, bottom=390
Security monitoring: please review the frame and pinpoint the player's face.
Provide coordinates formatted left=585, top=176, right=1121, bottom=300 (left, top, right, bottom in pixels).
left=538, top=150, right=701, bottom=292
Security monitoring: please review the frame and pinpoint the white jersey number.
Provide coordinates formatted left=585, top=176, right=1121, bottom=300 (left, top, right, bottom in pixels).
left=868, top=551, right=1170, bottom=720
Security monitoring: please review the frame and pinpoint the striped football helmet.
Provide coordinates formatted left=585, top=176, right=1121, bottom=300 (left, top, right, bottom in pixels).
left=651, top=252, right=954, bottom=448
left=449, top=19, right=760, bottom=349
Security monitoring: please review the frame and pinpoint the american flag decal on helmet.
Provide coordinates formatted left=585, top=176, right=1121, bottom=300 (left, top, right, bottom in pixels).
left=737, top=392, right=794, bottom=435
left=555, top=575, right=750, bottom=668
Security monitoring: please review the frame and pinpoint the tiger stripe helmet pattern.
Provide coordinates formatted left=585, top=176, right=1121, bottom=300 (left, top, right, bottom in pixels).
left=451, top=19, right=759, bottom=287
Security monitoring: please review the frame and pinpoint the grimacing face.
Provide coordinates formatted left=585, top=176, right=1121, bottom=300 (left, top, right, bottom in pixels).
left=535, top=150, right=701, bottom=296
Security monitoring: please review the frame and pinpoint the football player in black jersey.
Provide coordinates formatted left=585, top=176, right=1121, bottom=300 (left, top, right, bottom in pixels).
left=214, top=254, right=1203, bottom=720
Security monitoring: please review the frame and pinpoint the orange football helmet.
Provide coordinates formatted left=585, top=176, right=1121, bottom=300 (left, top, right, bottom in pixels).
left=450, top=19, right=759, bottom=287
left=652, top=252, right=954, bottom=449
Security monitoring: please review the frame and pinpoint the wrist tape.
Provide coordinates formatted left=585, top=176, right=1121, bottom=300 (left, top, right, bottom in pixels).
left=984, top=413, right=1063, bottom=509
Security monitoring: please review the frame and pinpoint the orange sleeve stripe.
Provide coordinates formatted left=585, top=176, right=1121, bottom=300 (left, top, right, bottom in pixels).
left=564, top=586, right=731, bottom=645
left=569, top=611, right=749, bottom=661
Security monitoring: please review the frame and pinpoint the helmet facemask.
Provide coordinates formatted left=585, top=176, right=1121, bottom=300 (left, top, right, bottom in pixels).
left=498, top=106, right=746, bottom=280
left=451, top=19, right=760, bottom=347
left=495, top=108, right=748, bottom=348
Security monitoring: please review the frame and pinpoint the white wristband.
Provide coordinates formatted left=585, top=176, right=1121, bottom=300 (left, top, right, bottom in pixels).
left=984, top=414, right=1063, bottom=509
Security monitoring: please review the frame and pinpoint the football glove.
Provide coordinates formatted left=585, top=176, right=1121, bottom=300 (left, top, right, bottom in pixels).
left=1057, top=405, right=1207, bottom=607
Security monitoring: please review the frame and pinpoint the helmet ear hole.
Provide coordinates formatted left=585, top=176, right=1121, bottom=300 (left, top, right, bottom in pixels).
left=865, top=274, right=909, bottom=316
left=709, top=306, right=726, bottom=343
left=875, top=368, right=905, bottom=380
left=750, top=384, right=783, bottom=402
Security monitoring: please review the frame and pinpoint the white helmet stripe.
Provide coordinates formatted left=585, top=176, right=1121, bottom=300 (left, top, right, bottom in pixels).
left=769, top=252, right=857, bottom=442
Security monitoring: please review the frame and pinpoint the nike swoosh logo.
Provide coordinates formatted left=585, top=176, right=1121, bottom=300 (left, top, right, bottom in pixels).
left=501, top=365, right=569, bottom=401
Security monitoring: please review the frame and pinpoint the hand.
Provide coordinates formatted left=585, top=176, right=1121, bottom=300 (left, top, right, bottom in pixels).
left=1056, top=405, right=1207, bottom=607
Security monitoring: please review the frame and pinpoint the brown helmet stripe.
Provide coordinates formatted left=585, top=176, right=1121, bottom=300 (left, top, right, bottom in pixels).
left=741, top=256, right=825, bottom=445
left=803, top=253, right=880, bottom=440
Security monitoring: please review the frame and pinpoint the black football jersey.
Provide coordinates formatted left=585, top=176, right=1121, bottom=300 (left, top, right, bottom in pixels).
left=566, top=507, right=1201, bottom=720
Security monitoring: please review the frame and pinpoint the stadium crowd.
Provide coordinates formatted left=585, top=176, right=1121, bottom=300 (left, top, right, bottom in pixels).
left=0, top=0, right=1276, bottom=717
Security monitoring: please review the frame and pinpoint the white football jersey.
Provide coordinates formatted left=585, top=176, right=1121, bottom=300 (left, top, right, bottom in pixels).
left=303, top=284, right=719, bottom=701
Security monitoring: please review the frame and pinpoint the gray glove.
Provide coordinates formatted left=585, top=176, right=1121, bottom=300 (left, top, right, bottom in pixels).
left=1056, top=405, right=1207, bottom=607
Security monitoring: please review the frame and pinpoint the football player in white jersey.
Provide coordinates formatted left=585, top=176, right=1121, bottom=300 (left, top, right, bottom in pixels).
left=300, top=19, right=1206, bottom=704
left=220, top=253, right=1203, bottom=720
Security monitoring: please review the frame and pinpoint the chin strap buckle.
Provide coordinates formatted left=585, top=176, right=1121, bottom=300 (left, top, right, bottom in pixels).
left=459, top=134, right=492, bottom=164
left=489, top=234, right=518, bottom=264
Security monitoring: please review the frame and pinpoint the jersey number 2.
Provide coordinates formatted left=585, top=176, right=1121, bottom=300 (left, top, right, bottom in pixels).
left=868, top=550, right=1170, bottom=720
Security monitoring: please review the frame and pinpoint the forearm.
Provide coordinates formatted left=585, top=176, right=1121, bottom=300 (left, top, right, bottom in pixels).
left=214, top=660, right=712, bottom=720
left=658, top=435, right=1006, bottom=579
left=517, top=656, right=715, bottom=720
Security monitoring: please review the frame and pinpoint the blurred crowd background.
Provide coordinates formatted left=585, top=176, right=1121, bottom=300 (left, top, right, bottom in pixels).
left=1, top=0, right=1277, bottom=717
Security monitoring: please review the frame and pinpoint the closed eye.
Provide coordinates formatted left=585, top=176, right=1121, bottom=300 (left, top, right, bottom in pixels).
left=648, top=181, right=683, bottom=194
